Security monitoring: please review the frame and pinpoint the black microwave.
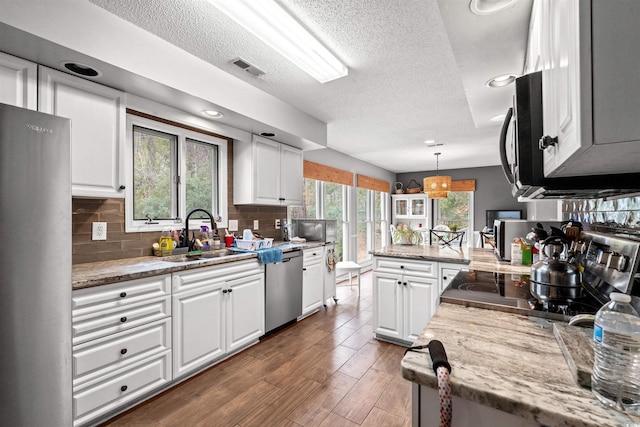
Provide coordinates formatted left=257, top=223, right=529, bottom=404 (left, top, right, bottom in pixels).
left=499, top=71, right=640, bottom=199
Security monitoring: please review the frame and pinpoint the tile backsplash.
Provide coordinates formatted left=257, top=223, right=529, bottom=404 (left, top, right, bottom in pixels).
left=562, top=195, right=640, bottom=234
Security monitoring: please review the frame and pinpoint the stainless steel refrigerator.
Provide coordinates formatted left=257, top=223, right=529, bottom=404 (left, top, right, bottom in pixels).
left=0, top=103, right=72, bottom=426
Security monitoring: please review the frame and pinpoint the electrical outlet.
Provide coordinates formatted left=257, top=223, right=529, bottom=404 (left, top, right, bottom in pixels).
left=275, top=219, right=281, bottom=229
left=253, top=220, right=259, bottom=230
left=92, top=222, right=107, bottom=240
left=228, top=219, right=238, bottom=232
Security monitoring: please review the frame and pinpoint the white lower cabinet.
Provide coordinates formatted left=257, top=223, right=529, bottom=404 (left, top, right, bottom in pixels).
left=439, top=262, right=464, bottom=294
left=172, top=260, right=264, bottom=379
left=71, top=275, right=172, bottom=426
left=302, top=249, right=324, bottom=317
left=373, top=257, right=439, bottom=345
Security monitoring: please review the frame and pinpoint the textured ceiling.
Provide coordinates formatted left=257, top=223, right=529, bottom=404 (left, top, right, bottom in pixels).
left=88, top=0, right=531, bottom=173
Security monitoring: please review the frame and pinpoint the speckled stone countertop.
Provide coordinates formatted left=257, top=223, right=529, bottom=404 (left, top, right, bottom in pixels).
left=72, top=242, right=324, bottom=290
left=371, top=244, right=532, bottom=275
left=401, top=303, right=639, bottom=427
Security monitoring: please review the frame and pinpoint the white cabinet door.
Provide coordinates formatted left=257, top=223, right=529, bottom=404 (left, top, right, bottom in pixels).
left=234, top=134, right=303, bottom=205
left=254, top=137, right=281, bottom=204
left=38, top=66, right=126, bottom=198
left=0, top=51, right=36, bottom=109
left=302, top=257, right=324, bottom=316
left=541, top=0, right=583, bottom=177
left=440, top=263, right=463, bottom=294
left=172, top=282, right=225, bottom=378
left=372, top=272, right=403, bottom=341
left=404, top=276, right=438, bottom=343
left=226, top=273, right=265, bottom=354
left=280, top=144, right=303, bottom=205
left=523, top=0, right=544, bottom=74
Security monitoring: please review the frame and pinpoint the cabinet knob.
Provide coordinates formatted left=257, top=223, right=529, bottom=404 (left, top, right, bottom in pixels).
left=223, top=289, right=228, bottom=294
left=120, top=317, right=127, bottom=323
left=119, top=292, right=127, bottom=298
left=120, top=348, right=128, bottom=355
left=121, top=385, right=128, bottom=392
left=119, top=185, right=126, bottom=190
left=539, top=135, right=558, bottom=150
left=228, top=288, right=233, bottom=293
left=443, top=276, right=447, bottom=281
left=397, top=281, right=402, bottom=285
left=403, top=282, right=407, bottom=286
left=400, top=265, right=404, bottom=269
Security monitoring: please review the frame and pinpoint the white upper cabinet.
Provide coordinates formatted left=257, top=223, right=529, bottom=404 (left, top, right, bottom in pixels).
left=38, top=66, right=126, bottom=198
left=538, top=0, right=640, bottom=178
left=0, top=51, right=37, bottom=109
left=233, top=134, right=303, bottom=206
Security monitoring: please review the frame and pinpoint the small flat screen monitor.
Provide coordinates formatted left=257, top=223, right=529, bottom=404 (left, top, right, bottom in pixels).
left=486, top=210, right=522, bottom=231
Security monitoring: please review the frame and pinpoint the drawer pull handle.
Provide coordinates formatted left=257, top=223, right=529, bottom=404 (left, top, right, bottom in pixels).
left=121, top=385, right=128, bottom=392
left=120, top=317, right=127, bottom=323
left=120, top=292, right=127, bottom=298
left=120, top=348, right=128, bottom=355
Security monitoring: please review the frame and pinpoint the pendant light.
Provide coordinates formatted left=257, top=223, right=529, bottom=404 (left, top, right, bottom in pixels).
left=423, top=152, right=451, bottom=199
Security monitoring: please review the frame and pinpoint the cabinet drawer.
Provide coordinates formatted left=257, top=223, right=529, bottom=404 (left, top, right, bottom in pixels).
left=72, top=295, right=171, bottom=345
left=172, top=259, right=263, bottom=293
left=73, top=350, right=171, bottom=426
left=73, top=275, right=171, bottom=317
left=73, top=318, right=171, bottom=385
left=374, top=257, right=437, bottom=278
left=303, top=249, right=323, bottom=264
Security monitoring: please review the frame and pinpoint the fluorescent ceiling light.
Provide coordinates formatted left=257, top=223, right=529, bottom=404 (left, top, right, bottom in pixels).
left=208, top=0, right=348, bottom=83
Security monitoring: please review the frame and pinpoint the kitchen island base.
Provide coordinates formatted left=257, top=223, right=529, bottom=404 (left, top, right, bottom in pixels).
left=412, top=384, right=540, bottom=427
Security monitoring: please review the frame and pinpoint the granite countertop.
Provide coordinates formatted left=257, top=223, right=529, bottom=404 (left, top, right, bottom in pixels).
left=73, top=241, right=324, bottom=290
left=371, top=244, right=532, bottom=275
left=401, top=303, right=638, bottom=427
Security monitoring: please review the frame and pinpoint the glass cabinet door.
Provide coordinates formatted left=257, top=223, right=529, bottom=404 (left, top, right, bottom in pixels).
left=394, top=198, right=408, bottom=217
left=410, top=198, right=425, bottom=216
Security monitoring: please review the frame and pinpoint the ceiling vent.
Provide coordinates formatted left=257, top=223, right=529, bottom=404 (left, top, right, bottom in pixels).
left=231, top=58, right=265, bottom=77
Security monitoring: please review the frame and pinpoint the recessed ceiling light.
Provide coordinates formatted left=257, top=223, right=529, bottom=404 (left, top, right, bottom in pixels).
left=60, top=61, right=101, bottom=78
left=469, top=0, right=517, bottom=15
left=423, top=139, right=436, bottom=145
left=486, top=74, right=517, bottom=88
left=490, top=113, right=507, bottom=122
left=203, top=110, right=224, bottom=119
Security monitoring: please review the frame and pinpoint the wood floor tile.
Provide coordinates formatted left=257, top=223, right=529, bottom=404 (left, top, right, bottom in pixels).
left=331, top=368, right=394, bottom=424
left=99, top=271, right=413, bottom=427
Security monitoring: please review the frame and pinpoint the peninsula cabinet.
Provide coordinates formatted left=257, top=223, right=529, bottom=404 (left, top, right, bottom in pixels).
left=233, top=134, right=303, bottom=206
left=0, top=51, right=37, bottom=109
left=538, top=0, right=640, bottom=178
left=372, top=256, right=439, bottom=345
left=38, top=66, right=126, bottom=198
left=71, top=275, right=172, bottom=427
left=171, top=259, right=264, bottom=379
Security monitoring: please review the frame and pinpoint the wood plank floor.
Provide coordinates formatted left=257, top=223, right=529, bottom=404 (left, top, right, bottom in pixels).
left=101, top=271, right=411, bottom=427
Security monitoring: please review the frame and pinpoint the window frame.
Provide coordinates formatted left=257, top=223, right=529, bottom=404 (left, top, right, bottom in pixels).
left=125, top=113, right=228, bottom=233
left=432, top=191, right=475, bottom=243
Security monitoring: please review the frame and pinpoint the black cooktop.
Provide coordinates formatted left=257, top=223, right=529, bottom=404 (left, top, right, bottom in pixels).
left=440, top=270, right=603, bottom=321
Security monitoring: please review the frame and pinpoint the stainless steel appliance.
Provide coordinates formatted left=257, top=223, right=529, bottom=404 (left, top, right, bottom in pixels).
left=292, top=219, right=337, bottom=243
left=442, top=232, right=640, bottom=321
left=264, top=250, right=303, bottom=334
left=0, top=103, right=72, bottom=425
left=493, top=219, right=558, bottom=261
left=499, top=71, right=640, bottom=199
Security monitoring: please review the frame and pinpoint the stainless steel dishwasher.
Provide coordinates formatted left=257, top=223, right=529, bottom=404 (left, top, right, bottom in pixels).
left=265, top=250, right=303, bottom=334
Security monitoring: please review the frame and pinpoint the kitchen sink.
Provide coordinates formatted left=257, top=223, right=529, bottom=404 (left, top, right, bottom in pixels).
left=163, top=249, right=235, bottom=262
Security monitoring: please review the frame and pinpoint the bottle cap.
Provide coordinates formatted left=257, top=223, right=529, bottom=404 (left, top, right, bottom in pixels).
left=610, top=292, right=632, bottom=303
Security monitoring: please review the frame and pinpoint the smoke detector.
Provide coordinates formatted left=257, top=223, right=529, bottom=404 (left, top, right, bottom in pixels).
left=231, top=58, right=265, bottom=77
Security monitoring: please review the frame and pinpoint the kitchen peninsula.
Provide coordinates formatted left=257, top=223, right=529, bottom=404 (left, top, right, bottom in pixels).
left=371, top=244, right=637, bottom=426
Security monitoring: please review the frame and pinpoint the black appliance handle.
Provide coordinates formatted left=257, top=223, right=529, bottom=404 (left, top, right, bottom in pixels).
left=499, top=107, right=515, bottom=184
left=427, top=340, right=451, bottom=374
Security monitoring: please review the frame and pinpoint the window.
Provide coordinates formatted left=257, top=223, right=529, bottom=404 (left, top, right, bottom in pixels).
left=434, top=191, right=474, bottom=240
left=357, top=188, right=388, bottom=263
left=126, top=114, right=228, bottom=232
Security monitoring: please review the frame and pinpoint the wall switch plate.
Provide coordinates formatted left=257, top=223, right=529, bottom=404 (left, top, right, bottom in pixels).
left=92, top=222, right=107, bottom=240
left=275, top=219, right=281, bottom=229
left=253, top=220, right=259, bottom=230
left=228, top=219, right=238, bottom=232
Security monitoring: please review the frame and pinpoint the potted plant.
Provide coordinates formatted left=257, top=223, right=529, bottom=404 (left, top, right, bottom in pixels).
left=393, top=223, right=422, bottom=245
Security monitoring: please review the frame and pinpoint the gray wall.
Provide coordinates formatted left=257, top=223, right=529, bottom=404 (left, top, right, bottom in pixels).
left=396, top=165, right=524, bottom=230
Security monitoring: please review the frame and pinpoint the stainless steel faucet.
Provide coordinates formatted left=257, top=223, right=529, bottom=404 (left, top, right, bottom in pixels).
left=180, top=208, right=218, bottom=251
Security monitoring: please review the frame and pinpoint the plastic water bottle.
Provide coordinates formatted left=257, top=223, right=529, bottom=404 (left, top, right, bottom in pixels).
left=591, top=292, right=640, bottom=414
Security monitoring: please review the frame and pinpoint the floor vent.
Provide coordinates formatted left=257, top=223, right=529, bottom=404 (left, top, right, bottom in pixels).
left=231, top=58, right=265, bottom=77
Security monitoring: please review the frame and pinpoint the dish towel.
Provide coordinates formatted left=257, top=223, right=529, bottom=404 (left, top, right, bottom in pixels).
left=256, top=247, right=283, bottom=264
left=229, top=247, right=283, bottom=264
